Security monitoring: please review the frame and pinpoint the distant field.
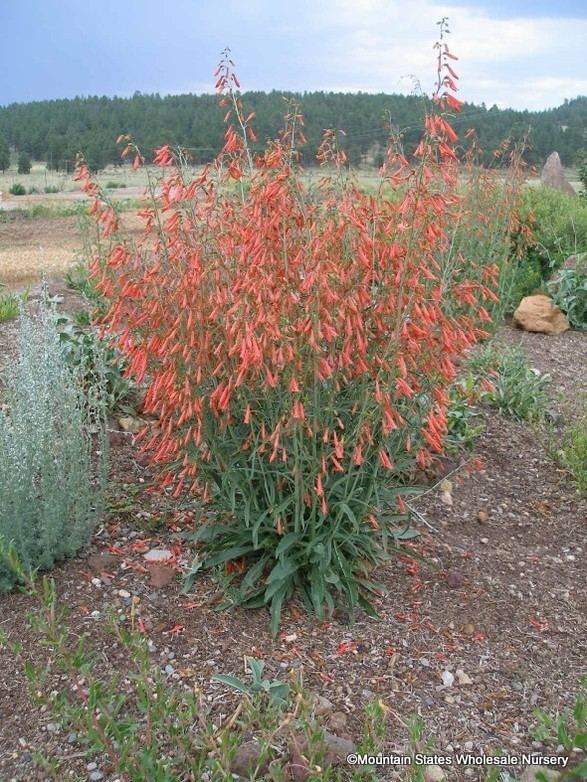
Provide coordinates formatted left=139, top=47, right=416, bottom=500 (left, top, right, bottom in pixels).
left=0, top=162, right=582, bottom=287
left=0, top=162, right=159, bottom=197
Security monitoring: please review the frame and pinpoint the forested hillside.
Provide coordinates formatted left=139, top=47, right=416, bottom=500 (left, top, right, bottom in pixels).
left=0, top=90, right=585, bottom=171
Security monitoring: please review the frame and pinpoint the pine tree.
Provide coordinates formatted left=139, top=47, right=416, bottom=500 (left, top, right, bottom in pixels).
left=17, top=150, right=31, bottom=174
left=0, top=137, right=9, bottom=173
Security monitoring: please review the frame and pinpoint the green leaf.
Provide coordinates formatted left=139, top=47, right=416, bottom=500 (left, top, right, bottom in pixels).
left=358, top=593, right=379, bottom=618
left=211, top=674, right=250, bottom=694
left=274, top=532, right=301, bottom=558
left=568, top=758, right=587, bottom=777
left=242, top=557, right=267, bottom=591
left=269, top=588, right=287, bottom=637
left=180, top=555, right=203, bottom=594
left=205, top=544, right=253, bottom=568
left=556, top=718, right=571, bottom=749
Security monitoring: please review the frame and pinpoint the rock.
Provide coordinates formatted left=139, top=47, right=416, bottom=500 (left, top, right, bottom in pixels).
left=118, top=589, right=131, bottom=599
left=477, top=510, right=488, bottom=524
left=446, top=569, right=464, bottom=589
left=424, top=764, right=446, bottom=782
left=289, top=730, right=356, bottom=772
left=513, top=294, right=570, bottom=335
left=288, top=734, right=312, bottom=782
left=312, top=693, right=334, bottom=717
left=118, top=416, right=143, bottom=434
left=144, top=549, right=175, bottom=588
left=441, top=670, right=454, bottom=688
left=519, top=765, right=560, bottom=782
left=322, top=731, right=357, bottom=767
left=540, top=152, right=576, bottom=196
left=230, top=740, right=268, bottom=778
left=86, top=762, right=98, bottom=771
left=89, top=772, right=104, bottom=782
left=456, top=669, right=473, bottom=685
left=328, top=711, right=349, bottom=736
left=87, top=551, right=117, bottom=575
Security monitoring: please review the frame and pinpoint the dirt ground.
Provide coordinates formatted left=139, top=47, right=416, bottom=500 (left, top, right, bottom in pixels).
left=0, top=211, right=145, bottom=287
left=0, top=287, right=586, bottom=781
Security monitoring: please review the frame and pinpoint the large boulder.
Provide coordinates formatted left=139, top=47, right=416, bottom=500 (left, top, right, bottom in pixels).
left=513, top=293, right=570, bottom=335
left=540, top=152, right=576, bottom=196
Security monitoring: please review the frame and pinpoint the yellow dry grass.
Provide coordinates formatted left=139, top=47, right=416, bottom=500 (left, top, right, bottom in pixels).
left=0, top=212, right=145, bottom=287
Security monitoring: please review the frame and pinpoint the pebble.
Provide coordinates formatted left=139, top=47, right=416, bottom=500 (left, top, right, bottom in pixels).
left=424, top=765, right=445, bottom=782
left=67, top=732, right=77, bottom=744
left=164, top=664, right=175, bottom=675
left=46, top=722, right=59, bottom=733
left=89, top=772, right=104, bottom=782
left=118, top=589, right=131, bottom=599
left=86, top=762, right=98, bottom=771
left=464, top=741, right=473, bottom=751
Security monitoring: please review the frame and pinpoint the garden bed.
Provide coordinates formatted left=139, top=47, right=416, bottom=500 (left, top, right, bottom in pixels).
left=0, top=290, right=585, bottom=781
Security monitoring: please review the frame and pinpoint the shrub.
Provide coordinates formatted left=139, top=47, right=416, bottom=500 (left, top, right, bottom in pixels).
left=8, top=182, right=26, bottom=196
left=56, top=313, right=136, bottom=411
left=44, top=184, right=60, bottom=194
left=548, top=261, right=587, bottom=329
left=516, top=187, right=587, bottom=279
left=105, top=180, right=126, bottom=189
left=0, top=301, right=108, bottom=591
left=78, top=30, right=523, bottom=632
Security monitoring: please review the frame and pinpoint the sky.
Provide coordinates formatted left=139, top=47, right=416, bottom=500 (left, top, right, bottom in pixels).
left=0, top=0, right=586, bottom=111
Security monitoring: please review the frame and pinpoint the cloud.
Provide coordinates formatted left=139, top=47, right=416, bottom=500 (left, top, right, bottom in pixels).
left=296, top=0, right=587, bottom=108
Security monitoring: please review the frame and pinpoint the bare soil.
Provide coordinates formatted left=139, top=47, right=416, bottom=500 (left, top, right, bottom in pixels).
left=0, top=212, right=145, bottom=286
left=0, top=294, right=586, bottom=782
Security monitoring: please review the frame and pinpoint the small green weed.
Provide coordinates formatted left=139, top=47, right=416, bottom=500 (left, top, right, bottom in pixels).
left=213, top=656, right=291, bottom=707
left=531, top=679, right=587, bottom=779
left=556, top=401, right=587, bottom=495
left=0, top=288, right=22, bottom=322
left=445, top=373, right=486, bottom=453
left=467, top=344, right=552, bottom=422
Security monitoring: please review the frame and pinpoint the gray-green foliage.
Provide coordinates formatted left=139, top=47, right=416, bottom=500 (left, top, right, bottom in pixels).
left=467, top=344, right=551, bottom=422
left=0, top=302, right=108, bottom=591
left=549, top=263, right=587, bottom=330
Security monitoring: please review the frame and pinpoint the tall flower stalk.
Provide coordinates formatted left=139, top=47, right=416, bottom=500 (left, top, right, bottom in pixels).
left=76, top=25, right=523, bottom=632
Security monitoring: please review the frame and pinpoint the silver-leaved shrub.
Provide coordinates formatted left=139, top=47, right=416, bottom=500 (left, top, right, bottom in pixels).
left=0, top=300, right=108, bottom=590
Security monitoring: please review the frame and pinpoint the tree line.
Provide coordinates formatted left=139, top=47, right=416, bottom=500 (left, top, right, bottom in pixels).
left=0, top=90, right=585, bottom=172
